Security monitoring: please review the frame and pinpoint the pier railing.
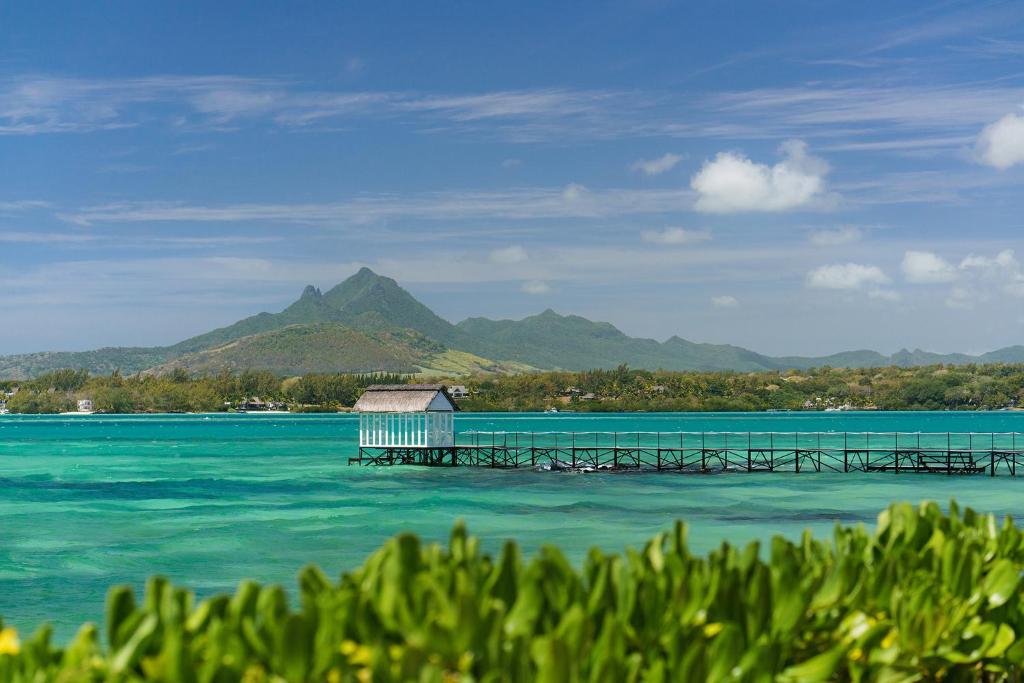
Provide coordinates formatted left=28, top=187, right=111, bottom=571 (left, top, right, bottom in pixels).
left=350, top=431, right=1024, bottom=475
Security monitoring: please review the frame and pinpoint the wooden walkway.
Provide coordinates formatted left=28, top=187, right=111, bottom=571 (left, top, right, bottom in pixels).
left=349, top=431, right=1024, bottom=475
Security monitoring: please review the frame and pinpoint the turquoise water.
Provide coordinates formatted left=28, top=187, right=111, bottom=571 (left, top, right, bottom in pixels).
left=2, top=411, right=1024, bottom=639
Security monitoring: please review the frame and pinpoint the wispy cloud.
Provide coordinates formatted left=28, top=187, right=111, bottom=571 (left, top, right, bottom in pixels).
left=640, top=227, right=711, bottom=245
left=866, top=3, right=1024, bottom=54
left=711, top=295, right=738, bottom=308
left=521, top=280, right=550, bottom=295
left=59, top=185, right=696, bottom=228
left=631, top=152, right=683, bottom=176
left=0, top=231, right=97, bottom=243
left=809, top=226, right=862, bottom=247
left=805, top=263, right=890, bottom=290
left=0, top=75, right=647, bottom=141
left=0, top=200, right=50, bottom=212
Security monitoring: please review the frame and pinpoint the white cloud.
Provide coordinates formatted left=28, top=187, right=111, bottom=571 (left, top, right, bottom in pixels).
left=960, top=249, right=1018, bottom=270
left=901, top=250, right=958, bottom=284
left=976, top=113, right=1024, bottom=169
left=489, top=245, right=528, bottom=264
left=631, top=153, right=683, bottom=176
left=868, top=289, right=901, bottom=302
left=521, top=280, right=550, bottom=295
left=958, top=249, right=1024, bottom=300
left=945, top=286, right=975, bottom=309
left=711, top=295, right=738, bottom=308
left=640, top=228, right=711, bottom=245
left=809, top=226, right=862, bottom=247
left=691, top=140, right=828, bottom=213
left=806, top=263, right=890, bottom=290
left=60, top=185, right=694, bottom=228
left=561, top=183, right=587, bottom=203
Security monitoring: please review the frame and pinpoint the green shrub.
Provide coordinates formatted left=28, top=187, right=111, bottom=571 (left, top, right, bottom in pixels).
left=2, top=501, right=1024, bottom=681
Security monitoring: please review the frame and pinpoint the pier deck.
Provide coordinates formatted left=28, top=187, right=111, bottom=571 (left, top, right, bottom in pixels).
left=350, top=431, right=1024, bottom=475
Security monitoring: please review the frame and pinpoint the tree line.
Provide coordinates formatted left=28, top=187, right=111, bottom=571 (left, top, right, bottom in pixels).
left=0, top=369, right=404, bottom=414
left=2, top=362, right=1023, bottom=413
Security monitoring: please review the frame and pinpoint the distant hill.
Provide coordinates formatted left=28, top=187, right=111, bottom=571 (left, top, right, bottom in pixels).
left=151, top=323, right=534, bottom=377
left=152, top=323, right=440, bottom=376
left=2, top=267, right=1024, bottom=379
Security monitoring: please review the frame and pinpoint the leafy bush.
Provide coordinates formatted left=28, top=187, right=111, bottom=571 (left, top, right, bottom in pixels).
left=2, top=502, right=1024, bottom=681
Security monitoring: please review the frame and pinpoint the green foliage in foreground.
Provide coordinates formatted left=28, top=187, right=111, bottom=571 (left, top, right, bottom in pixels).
left=3, top=502, right=1024, bottom=681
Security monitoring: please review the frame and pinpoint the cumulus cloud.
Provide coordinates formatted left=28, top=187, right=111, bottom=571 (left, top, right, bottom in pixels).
left=806, top=263, right=890, bottom=290
left=960, top=249, right=1018, bottom=270
left=976, top=113, right=1024, bottom=169
left=489, top=245, right=528, bottom=264
left=691, top=140, right=829, bottom=213
left=640, top=227, right=711, bottom=245
left=631, top=152, right=683, bottom=176
left=809, top=226, right=862, bottom=247
left=901, top=250, right=958, bottom=283
left=711, top=295, right=738, bottom=308
left=957, top=249, right=1024, bottom=301
left=521, top=280, right=550, bottom=294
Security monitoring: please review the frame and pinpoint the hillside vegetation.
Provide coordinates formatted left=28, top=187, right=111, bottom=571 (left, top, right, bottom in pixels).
left=3, top=362, right=1024, bottom=413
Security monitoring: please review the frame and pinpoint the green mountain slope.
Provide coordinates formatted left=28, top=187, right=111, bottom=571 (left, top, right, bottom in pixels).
left=171, top=286, right=345, bottom=354
left=3, top=267, right=1024, bottom=379
left=322, top=268, right=470, bottom=345
left=0, top=347, right=175, bottom=380
left=151, top=323, right=444, bottom=376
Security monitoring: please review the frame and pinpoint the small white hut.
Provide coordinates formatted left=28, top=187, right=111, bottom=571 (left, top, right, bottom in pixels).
left=353, top=384, right=458, bottom=448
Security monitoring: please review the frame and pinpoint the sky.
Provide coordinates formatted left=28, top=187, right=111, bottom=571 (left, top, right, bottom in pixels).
left=3, top=1, right=1024, bottom=357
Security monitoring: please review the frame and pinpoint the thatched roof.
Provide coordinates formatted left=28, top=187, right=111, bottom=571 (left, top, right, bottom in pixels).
left=352, top=384, right=459, bottom=413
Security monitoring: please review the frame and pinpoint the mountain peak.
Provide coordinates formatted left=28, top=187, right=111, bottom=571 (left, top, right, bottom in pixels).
left=300, top=285, right=322, bottom=300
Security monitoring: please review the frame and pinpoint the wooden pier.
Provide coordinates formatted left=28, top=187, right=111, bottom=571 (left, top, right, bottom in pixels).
left=349, top=431, right=1024, bottom=476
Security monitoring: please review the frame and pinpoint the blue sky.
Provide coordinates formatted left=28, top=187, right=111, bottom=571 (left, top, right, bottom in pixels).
left=3, top=1, right=1024, bottom=356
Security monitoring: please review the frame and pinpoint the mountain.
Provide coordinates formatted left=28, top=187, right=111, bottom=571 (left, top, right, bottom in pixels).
left=171, top=285, right=345, bottom=354
left=458, top=311, right=899, bottom=372
left=152, top=323, right=442, bottom=376
left=150, top=323, right=535, bottom=377
left=322, top=268, right=465, bottom=342
left=0, top=347, right=175, bottom=380
left=2, top=267, right=1024, bottom=379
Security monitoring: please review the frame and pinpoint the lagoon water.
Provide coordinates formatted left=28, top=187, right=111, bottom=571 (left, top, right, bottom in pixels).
left=2, top=410, right=1024, bottom=638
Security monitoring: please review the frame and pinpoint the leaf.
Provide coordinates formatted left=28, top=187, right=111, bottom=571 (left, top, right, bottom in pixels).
left=983, top=559, right=1020, bottom=608
left=778, top=646, right=846, bottom=683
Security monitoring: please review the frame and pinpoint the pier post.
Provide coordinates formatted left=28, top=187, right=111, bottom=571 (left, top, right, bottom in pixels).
left=747, top=432, right=751, bottom=472
left=795, top=432, right=800, bottom=474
